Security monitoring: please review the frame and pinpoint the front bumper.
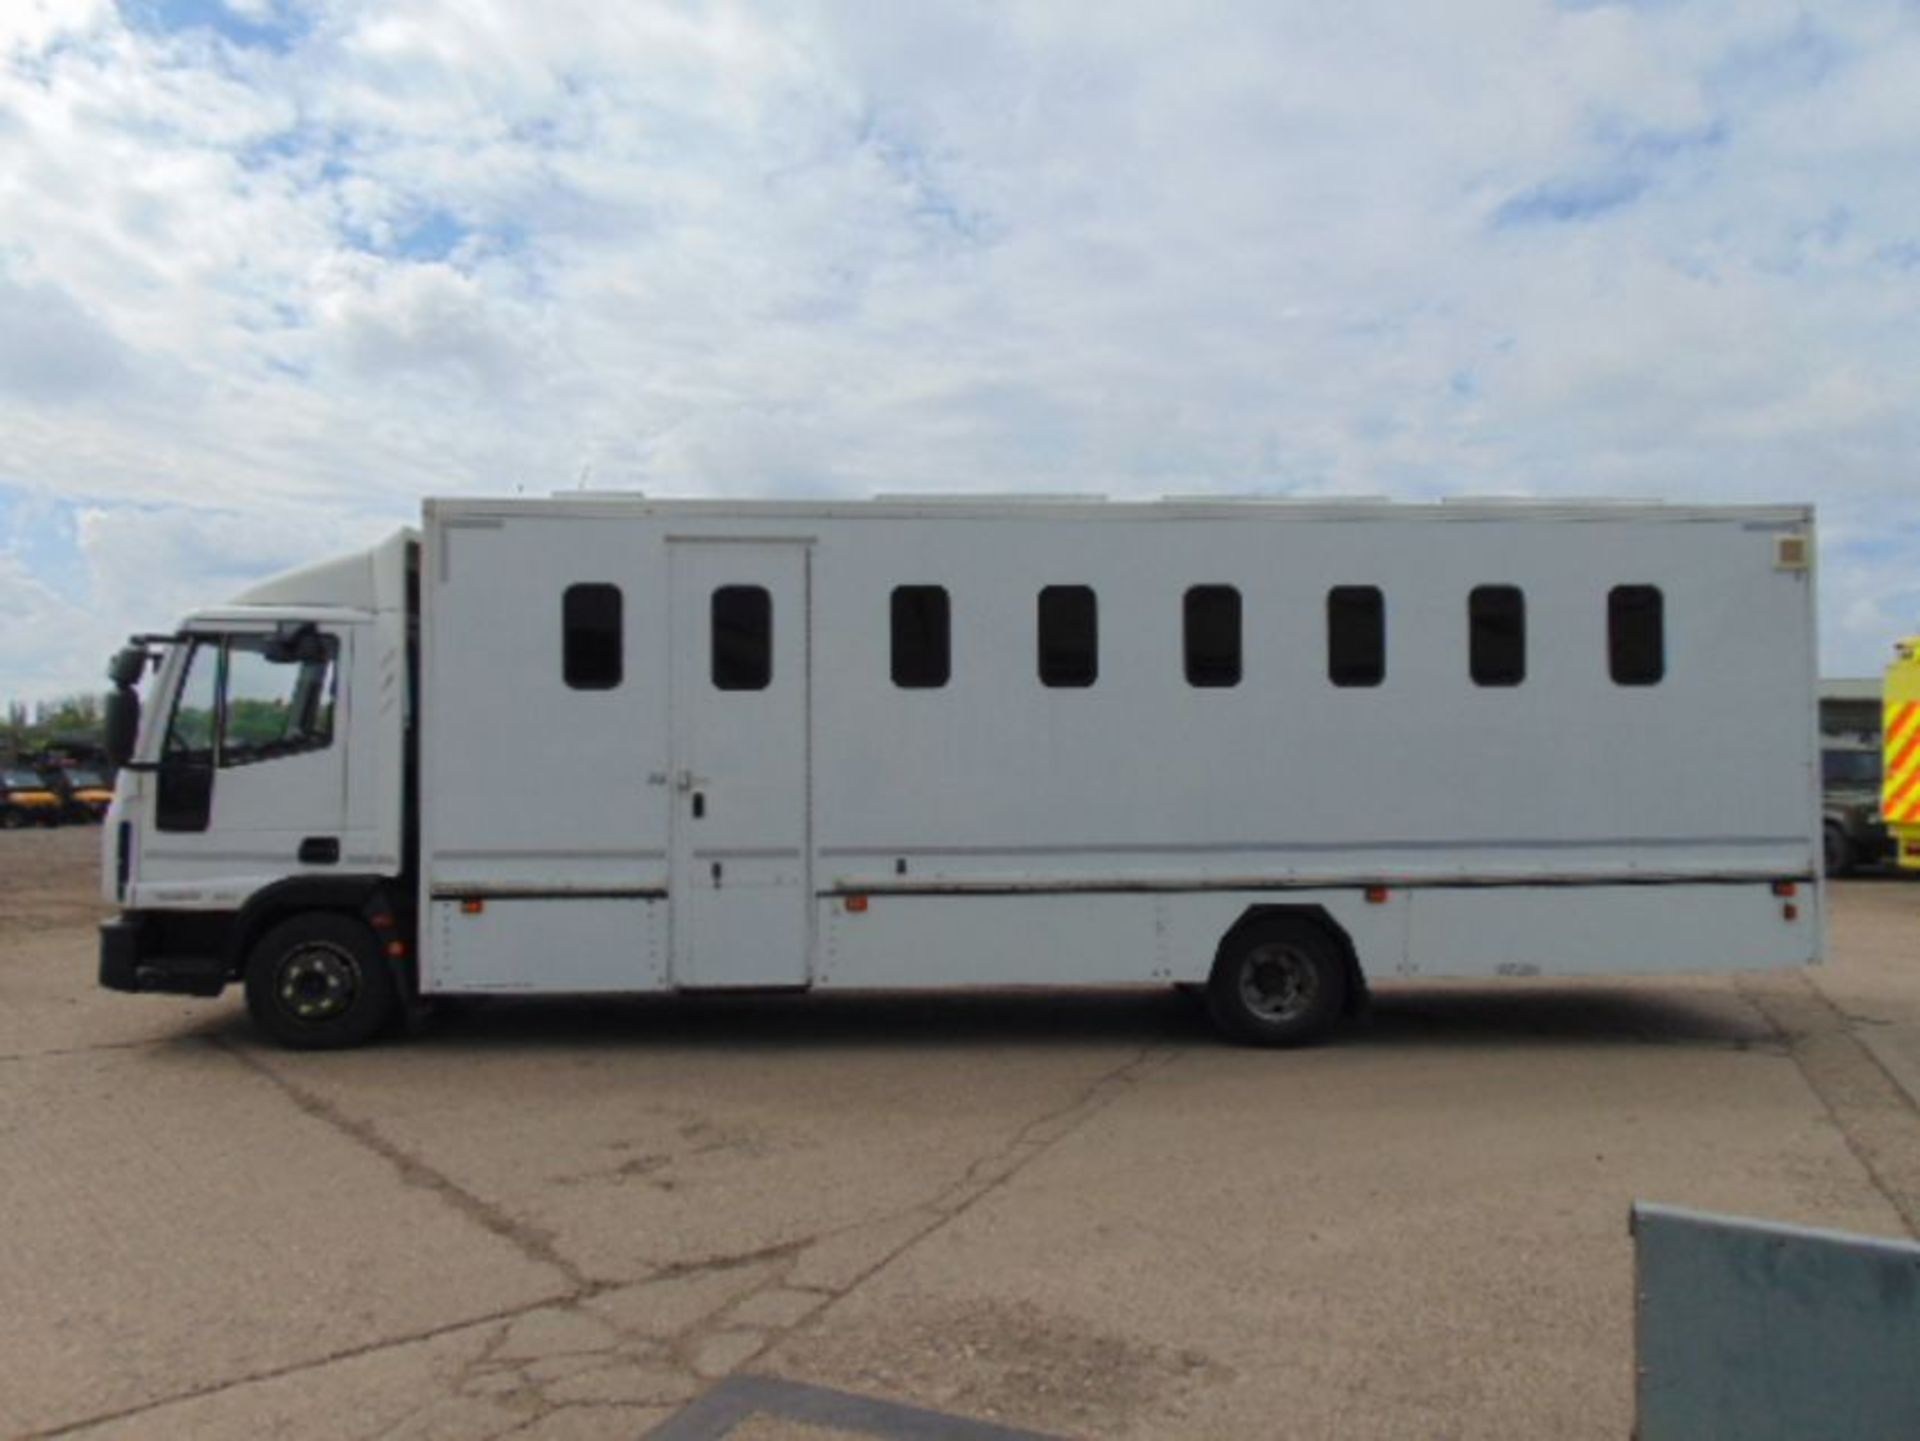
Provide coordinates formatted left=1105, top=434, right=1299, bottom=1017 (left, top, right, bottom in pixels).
left=98, top=916, right=226, bottom=997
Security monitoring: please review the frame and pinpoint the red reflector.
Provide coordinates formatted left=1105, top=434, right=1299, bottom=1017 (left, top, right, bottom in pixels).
left=370, top=912, right=395, bottom=931
left=845, top=895, right=868, bottom=914
left=1365, top=886, right=1389, bottom=904
left=1772, top=881, right=1797, bottom=897
left=461, top=898, right=484, bottom=915
left=385, top=940, right=407, bottom=958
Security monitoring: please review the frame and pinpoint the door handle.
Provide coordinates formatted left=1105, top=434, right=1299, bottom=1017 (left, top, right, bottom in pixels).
left=691, top=792, right=706, bottom=820
left=299, top=836, right=340, bottom=865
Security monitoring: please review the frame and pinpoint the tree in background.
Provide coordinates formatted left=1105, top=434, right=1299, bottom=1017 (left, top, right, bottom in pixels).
left=2, top=693, right=106, bottom=760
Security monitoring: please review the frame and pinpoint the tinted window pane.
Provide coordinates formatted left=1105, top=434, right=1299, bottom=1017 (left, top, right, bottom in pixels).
left=891, top=586, right=950, bottom=688
left=1327, top=586, right=1385, bottom=687
left=1469, top=586, right=1526, bottom=686
left=563, top=584, right=622, bottom=690
left=1184, top=585, right=1241, bottom=688
left=712, top=585, right=772, bottom=690
left=1038, top=586, right=1098, bottom=688
left=1609, top=585, right=1664, bottom=685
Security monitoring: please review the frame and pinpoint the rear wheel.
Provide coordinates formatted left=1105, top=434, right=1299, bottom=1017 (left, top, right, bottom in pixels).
left=245, top=912, right=397, bottom=1050
left=0, top=808, right=24, bottom=830
left=1824, top=823, right=1854, bottom=878
left=1205, top=919, right=1349, bottom=1047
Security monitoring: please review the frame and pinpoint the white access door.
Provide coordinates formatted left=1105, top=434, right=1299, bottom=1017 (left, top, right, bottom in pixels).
left=668, top=542, right=812, bottom=987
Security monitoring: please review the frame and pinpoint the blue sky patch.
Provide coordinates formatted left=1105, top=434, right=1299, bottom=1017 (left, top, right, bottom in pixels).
left=120, top=0, right=311, bottom=55
left=1493, top=172, right=1648, bottom=228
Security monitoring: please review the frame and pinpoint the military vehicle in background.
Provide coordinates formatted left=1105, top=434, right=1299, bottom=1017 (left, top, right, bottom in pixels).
left=1822, top=741, right=1890, bottom=876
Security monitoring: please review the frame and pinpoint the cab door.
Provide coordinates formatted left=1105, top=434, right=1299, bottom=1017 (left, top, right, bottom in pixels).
left=138, top=629, right=352, bottom=906
left=667, top=542, right=812, bottom=987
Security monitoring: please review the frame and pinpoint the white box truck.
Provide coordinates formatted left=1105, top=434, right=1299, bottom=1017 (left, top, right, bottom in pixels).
left=98, top=496, right=1822, bottom=1048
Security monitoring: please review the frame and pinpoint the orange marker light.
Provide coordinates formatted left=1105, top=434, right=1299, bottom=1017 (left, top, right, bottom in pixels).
left=1783, top=904, right=1799, bottom=922
left=845, top=895, right=869, bottom=914
left=461, top=898, right=485, bottom=915
left=386, top=940, right=408, bottom=958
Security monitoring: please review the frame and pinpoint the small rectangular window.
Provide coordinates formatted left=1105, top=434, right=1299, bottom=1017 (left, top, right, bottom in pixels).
left=563, top=584, right=622, bottom=690
left=1327, top=586, right=1385, bottom=687
left=1609, top=585, right=1664, bottom=685
left=712, top=585, right=772, bottom=690
left=1184, top=585, right=1241, bottom=688
left=891, top=586, right=950, bottom=688
left=1038, top=586, right=1098, bottom=688
left=1469, top=585, right=1525, bottom=686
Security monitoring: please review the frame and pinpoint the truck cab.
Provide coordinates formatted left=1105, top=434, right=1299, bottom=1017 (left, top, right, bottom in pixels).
left=99, top=531, right=415, bottom=1044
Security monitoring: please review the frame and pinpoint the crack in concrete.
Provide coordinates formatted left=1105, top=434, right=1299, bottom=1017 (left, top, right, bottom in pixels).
left=29, top=1302, right=536, bottom=1438
left=32, top=1043, right=1177, bottom=1439
left=774, top=1045, right=1180, bottom=1328
left=213, top=1037, right=592, bottom=1289
left=0, top=1038, right=177, bottom=1064
left=1739, top=974, right=1920, bottom=1239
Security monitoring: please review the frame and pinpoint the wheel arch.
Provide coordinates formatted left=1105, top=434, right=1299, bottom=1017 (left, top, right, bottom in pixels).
left=224, top=874, right=413, bottom=995
left=1219, top=903, right=1370, bottom=1016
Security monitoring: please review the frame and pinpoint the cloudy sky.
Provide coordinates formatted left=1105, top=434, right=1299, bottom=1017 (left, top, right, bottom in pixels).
left=2, top=0, right=1917, bottom=703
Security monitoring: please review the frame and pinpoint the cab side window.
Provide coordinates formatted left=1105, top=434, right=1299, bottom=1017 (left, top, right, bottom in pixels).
left=221, top=637, right=338, bottom=766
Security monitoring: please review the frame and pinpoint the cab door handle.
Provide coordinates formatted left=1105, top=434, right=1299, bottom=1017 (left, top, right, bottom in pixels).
left=299, top=836, right=340, bottom=865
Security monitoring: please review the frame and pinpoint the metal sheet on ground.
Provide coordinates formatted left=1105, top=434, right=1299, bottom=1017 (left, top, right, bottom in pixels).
left=648, top=1376, right=1065, bottom=1440
left=1634, top=1202, right=1920, bottom=1440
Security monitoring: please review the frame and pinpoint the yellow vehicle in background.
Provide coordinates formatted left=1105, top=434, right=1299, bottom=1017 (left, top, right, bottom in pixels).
left=1, top=767, right=63, bottom=829
left=1886, top=638, right=1920, bottom=871
left=55, top=768, right=116, bottom=823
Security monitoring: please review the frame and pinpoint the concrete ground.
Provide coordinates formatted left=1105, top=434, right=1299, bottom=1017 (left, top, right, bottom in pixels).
left=4, top=826, right=1919, bottom=1440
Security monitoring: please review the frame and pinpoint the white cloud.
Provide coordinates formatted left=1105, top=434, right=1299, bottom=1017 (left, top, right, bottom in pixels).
left=1, top=0, right=1918, bottom=702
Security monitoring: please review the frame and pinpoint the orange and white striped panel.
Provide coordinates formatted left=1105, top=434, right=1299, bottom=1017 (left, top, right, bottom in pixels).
left=1885, top=701, right=1920, bottom=824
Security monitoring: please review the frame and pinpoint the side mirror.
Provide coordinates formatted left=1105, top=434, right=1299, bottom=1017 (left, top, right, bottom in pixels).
left=105, top=687, right=141, bottom=769
left=107, top=645, right=148, bottom=689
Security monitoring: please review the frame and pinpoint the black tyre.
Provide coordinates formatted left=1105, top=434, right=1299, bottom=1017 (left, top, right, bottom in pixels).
left=245, top=912, right=397, bottom=1050
left=0, top=808, right=24, bottom=830
left=1824, top=823, right=1854, bottom=878
left=1205, top=918, right=1349, bottom=1047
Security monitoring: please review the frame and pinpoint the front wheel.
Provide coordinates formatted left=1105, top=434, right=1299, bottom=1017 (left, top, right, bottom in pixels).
left=1205, top=919, right=1349, bottom=1047
left=245, top=912, right=397, bottom=1050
